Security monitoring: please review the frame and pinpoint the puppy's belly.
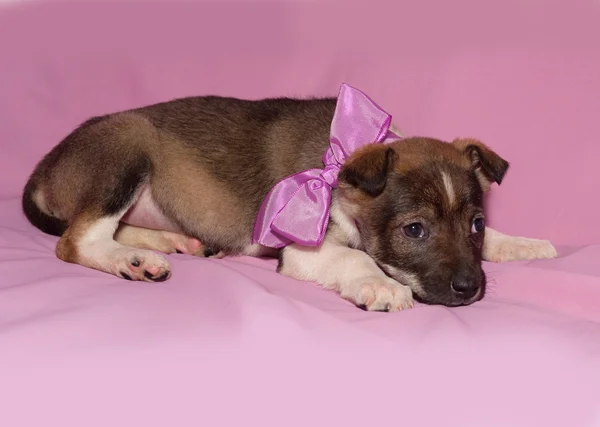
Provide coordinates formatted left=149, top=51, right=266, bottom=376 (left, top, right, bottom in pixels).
left=121, top=185, right=182, bottom=233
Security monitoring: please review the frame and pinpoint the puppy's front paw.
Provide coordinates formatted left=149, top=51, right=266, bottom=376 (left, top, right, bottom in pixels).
left=485, top=237, right=558, bottom=263
left=340, top=276, right=414, bottom=312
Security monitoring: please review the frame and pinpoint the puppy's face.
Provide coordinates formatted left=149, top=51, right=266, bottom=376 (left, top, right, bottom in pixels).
left=338, top=137, right=509, bottom=307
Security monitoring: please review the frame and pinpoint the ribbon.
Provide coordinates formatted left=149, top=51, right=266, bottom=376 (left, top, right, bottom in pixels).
left=252, top=83, right=399, bottom=248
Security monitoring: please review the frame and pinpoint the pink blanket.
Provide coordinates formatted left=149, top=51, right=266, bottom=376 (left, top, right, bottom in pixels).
left=1, top=1, right=599, bottom=426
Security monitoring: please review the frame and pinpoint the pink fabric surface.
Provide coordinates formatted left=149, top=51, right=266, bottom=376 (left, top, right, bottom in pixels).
left=1, top=1, right=599, bottom=426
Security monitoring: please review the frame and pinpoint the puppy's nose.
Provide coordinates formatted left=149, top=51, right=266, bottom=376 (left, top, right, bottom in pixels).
left=450, top=280, right=479, bottom=299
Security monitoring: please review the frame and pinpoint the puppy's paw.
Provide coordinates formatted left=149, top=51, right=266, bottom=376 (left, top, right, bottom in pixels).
left=168, top=234, right=203, bottom=255
left=115, top=249, right=171, bottom=282
left=340, top=276, right=414, bottom=312
left=164, top=233, right=223, bottom=258
left=169, top=236, right=224, bottom=258
left=485, top=236, right=558, bottom=263
left=190, top=246, right=225, bottom=259
left=114, top=226, right=204, bottom=256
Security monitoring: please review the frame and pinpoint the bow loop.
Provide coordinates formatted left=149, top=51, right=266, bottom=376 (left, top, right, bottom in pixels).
left=270, top=177, right=331, bottom=246
left=252, top=83, right=399, bottom=248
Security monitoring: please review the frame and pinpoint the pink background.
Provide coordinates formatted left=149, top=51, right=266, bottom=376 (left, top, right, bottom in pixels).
left=1, top=1, right=599, bottom=427
left=1, top=0, right=599, bottom=246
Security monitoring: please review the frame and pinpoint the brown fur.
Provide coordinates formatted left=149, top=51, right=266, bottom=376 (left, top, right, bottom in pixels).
left=22, top=93, right=533, bottom=307
left=23, top=96, right=337, bottom=254
left=336, top=137, right=507, bottom=306
left=452, top=137, right=510, bottom=191
left=55, top=211, right=100, bottom=264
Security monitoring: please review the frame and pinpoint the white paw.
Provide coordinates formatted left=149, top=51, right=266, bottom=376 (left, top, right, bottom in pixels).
left=485, top=237, right=558, bottom=263
left=156, top=232, right=223, bottom=258
left=340, top=276, right=414, bottom=312
left=112, top=248, right=171, bottom=282
left=163, top=232, right=202, bottom=255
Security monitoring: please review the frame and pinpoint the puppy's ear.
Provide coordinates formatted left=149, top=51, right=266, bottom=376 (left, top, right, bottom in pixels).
left=452, top=138, right=509, bottom=191
left=338, top=144, right=396, bottom=197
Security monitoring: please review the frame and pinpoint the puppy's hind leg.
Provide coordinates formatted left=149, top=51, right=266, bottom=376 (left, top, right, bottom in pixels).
left=55, top=153, right=172, bottom=281
left=57, top=211, right=172, bottom=282
left=114, top=224, right=224, bottom=258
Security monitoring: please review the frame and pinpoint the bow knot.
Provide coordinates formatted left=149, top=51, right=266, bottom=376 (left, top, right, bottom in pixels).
left=320, top=161, right=341, bottom=188
left=252, top=83, right=400, bottom=248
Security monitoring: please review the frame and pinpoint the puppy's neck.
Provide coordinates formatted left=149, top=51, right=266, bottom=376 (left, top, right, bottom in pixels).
left=328, top=192, right=363, bottom=249
left=325, top=123, right=404, bottom=250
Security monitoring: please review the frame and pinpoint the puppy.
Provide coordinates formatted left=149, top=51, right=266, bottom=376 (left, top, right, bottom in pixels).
left=21, top=87, right=557, bottom=311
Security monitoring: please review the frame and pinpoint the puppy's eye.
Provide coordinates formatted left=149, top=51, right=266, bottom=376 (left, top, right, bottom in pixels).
left=471, top=217, right=485, bottom=234
left=403, top=223, right=426, bottom=239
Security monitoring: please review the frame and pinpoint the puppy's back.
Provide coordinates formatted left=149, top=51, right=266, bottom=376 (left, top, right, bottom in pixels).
left=22, top=94, right=337, bottom=252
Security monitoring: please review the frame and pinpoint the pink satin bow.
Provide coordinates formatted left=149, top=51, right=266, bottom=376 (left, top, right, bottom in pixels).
left=252, top=83, right=400, bottom=248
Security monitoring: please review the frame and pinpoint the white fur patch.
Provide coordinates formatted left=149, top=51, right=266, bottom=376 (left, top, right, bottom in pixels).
left=381, top=264, right=424, bottom=295
left=79, top=215, right=121, bottom=247
left=76, top=211, right=170, bottom=281
left=483, top=227, right=558, bottom=263
left=389, top=122, right=405, bottom=137
left=329, top=196, right=361, bottom=248
left=32, top=187, right=55, bottom=217
left=242, top=243, right=277, bottom=258
left=279, top=237, right=413, bottom=312
left=441, top=171, right=456, bottom=207
left=114, top=224, right=203, bottom=255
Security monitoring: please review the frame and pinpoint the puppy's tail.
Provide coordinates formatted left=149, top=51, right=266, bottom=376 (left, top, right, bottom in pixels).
left=22, top=173, right=67, bottom=237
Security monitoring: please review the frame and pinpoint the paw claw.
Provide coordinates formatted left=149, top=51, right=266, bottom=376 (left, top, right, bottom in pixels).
left=203, top=247, right=216, bottom=257
left=144, top=269, right=171, bottom=282
left=153, top=270, right=171, bottom=282
left=196, top=246, right=225, bottom=259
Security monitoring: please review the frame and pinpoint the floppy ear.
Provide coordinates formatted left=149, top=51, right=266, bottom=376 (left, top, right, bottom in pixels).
left=452, top=138, right=509, bottom=192
left=338, top=144, right=396, bottom=197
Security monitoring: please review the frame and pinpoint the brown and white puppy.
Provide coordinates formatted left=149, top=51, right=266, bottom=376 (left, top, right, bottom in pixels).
left=21, top=95, right=557, bottom=311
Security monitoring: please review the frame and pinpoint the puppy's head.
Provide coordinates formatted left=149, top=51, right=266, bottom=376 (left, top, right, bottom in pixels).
left=337, top=137, right=509, bottom=307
